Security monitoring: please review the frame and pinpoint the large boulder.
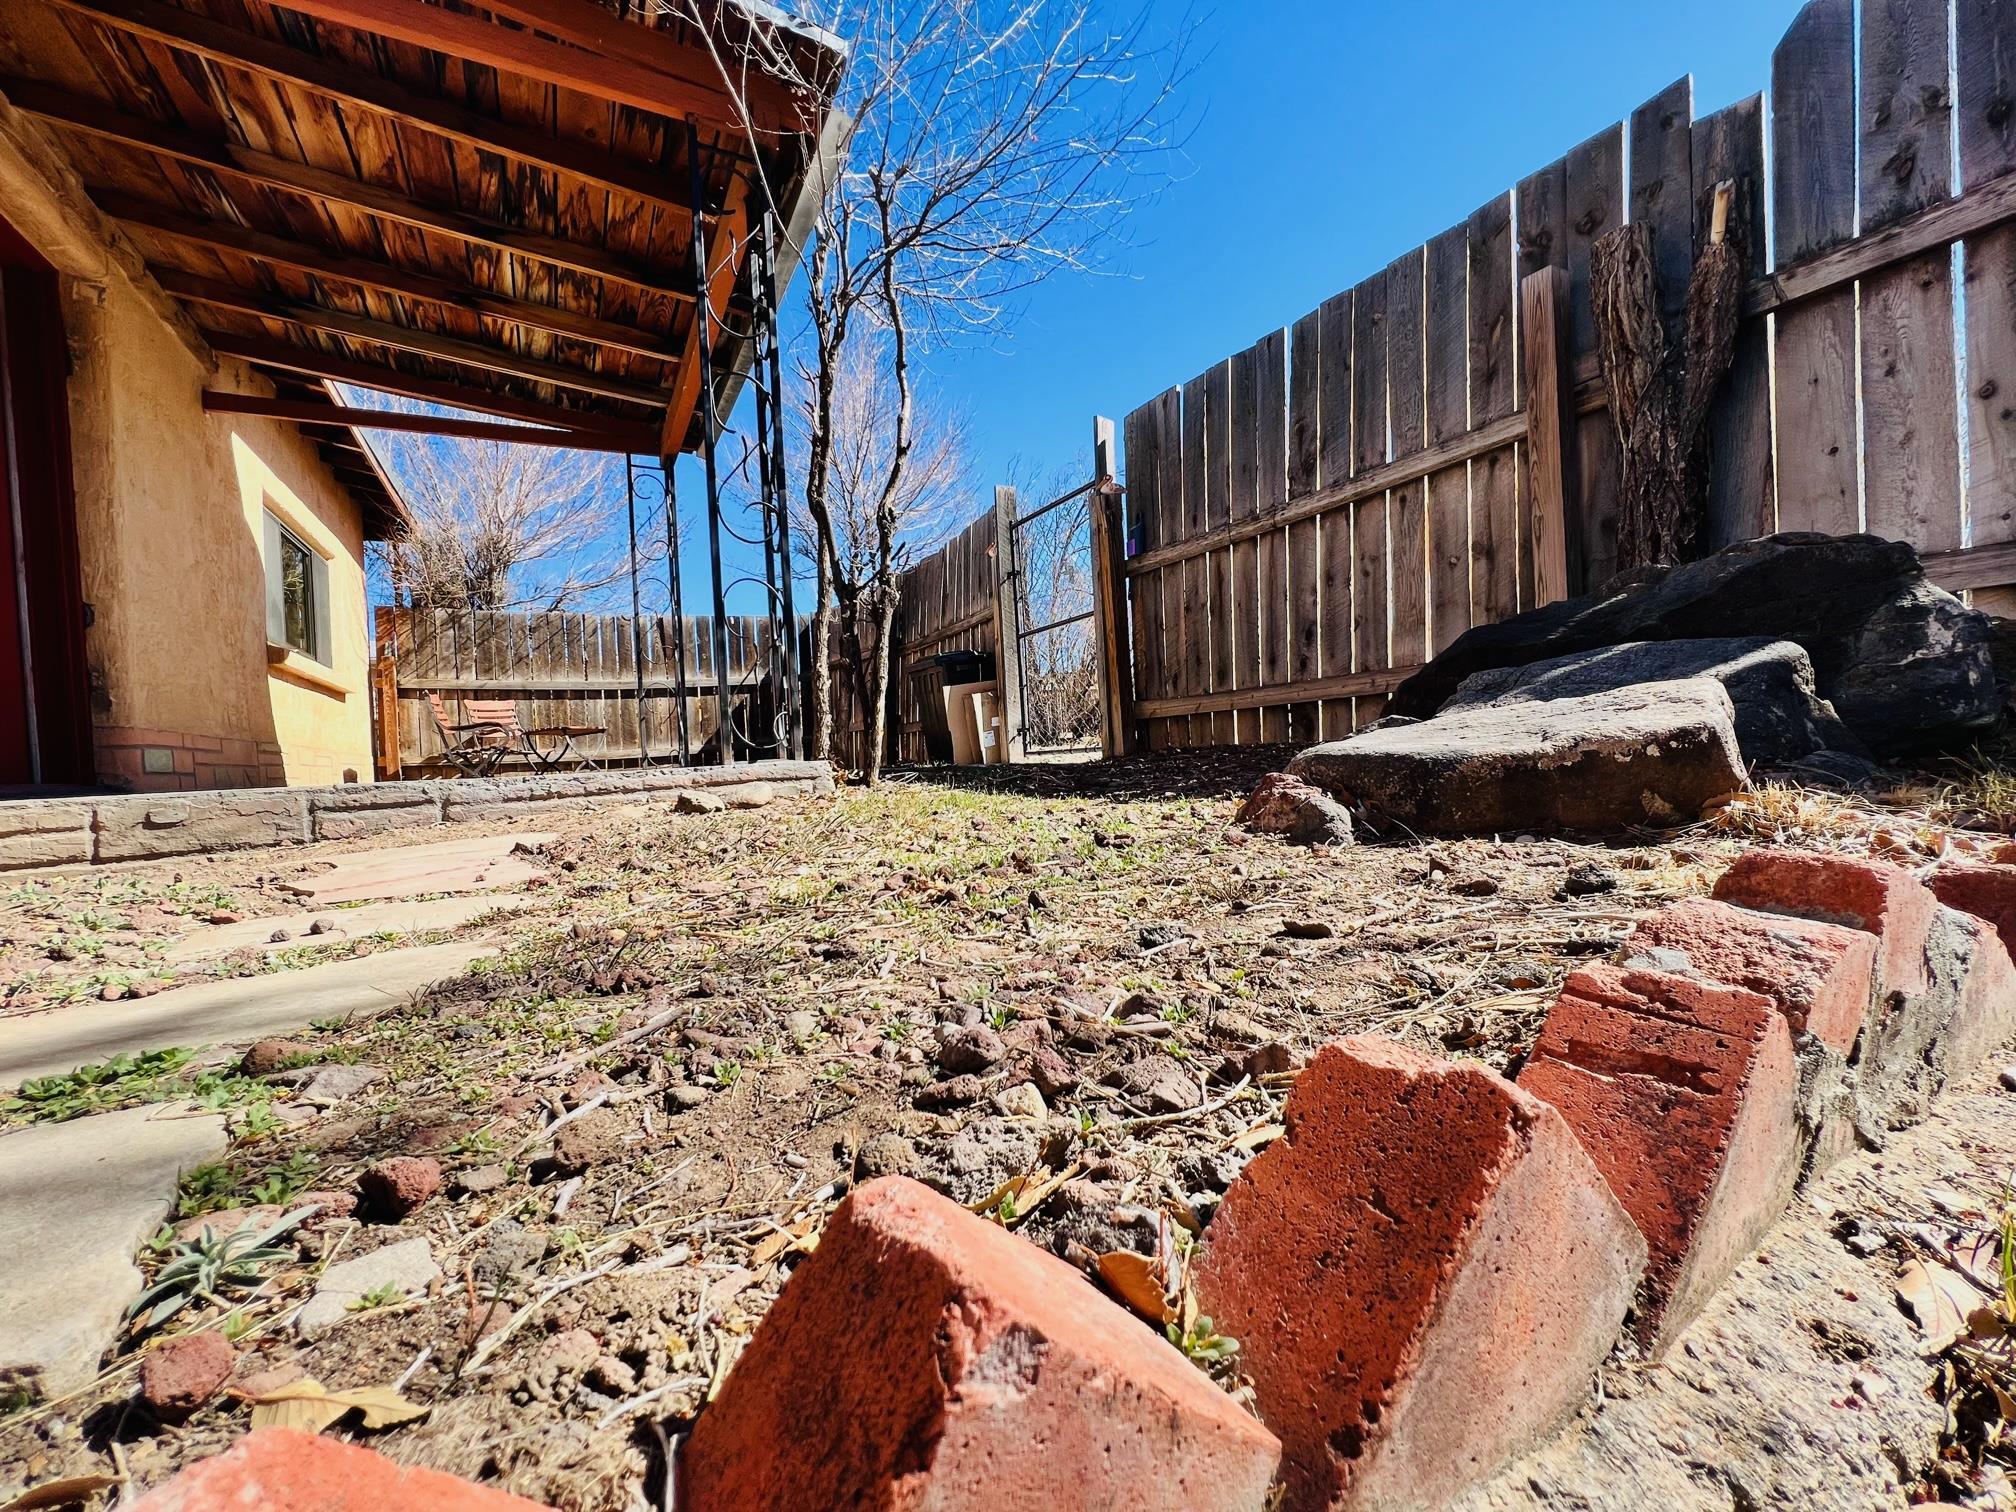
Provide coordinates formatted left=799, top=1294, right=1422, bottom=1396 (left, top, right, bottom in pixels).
left=1388, top=533, right=1998, bottom=755
left=1287, top=679, right=1746, bottom=835
left=1441, top=638, right=1855, bottom=765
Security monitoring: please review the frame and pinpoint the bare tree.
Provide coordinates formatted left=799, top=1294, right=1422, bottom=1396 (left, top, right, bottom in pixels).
left=353, top=394, right=633, bottom=612
left=668, top=0, right=1187, bottom=780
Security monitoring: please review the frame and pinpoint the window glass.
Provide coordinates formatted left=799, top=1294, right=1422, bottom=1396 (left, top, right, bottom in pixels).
left=278, top=527, right=317, bottom=657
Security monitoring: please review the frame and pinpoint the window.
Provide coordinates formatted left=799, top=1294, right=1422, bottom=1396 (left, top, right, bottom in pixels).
left=263, top=512, right=331, bottom=666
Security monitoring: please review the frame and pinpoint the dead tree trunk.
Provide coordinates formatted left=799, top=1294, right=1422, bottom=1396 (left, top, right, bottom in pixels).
left=1590, top=182, right=1744, bottom=571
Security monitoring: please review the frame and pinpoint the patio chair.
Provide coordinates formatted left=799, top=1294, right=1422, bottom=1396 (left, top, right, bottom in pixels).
left=425, top=694, right=604, bottom=776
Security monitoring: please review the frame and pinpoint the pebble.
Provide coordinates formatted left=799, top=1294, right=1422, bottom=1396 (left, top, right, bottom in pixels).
left=357, top=1156, right=443, bottom=1221
left=1999, top=1066, right=2016, bottom=1094
left=140, top=1332, right=236, bottom=1421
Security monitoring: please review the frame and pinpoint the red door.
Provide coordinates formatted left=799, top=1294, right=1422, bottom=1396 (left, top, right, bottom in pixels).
left=0, top=214, right=92, bottom=787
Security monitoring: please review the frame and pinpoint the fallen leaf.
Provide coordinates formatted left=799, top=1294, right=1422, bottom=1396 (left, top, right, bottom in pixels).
left=2, top=1475, right=123, bottom=1511
left=1097, top=1250, right=1173, bottom=1324
left=1228, top=1122, right=1284, bottom=1152
left=248, top=1377, right=429, bottom=1435
left=1898, top=1259, right=1987, bottom=1352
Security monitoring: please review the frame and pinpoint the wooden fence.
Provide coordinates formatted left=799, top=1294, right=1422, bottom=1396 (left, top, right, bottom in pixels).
left=1120, top=0, right=2016, bottom=751
left=828, top=508, right=1001, bottom=769
left=373, top=606, right=777, bottom=775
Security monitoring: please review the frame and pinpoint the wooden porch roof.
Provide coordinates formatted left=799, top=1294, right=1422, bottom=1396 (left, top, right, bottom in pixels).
left=0, top=0, right=845, bottom=537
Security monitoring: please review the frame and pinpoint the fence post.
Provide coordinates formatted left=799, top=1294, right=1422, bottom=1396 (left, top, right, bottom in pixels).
left=991, top=485, right=1028, bottom=763
left=371, top=654, right=402, bottom=781
left=1089, top=415, right=1135, bottom=758
left=1520, top=266, right=1580, bottom=605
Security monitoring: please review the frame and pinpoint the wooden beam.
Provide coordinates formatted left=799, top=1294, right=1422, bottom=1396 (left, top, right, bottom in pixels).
left=408, top=0, right=809, bottom=135
left=105, top=193, right=690, bottom=354
left=1123, top=409, right=1530, bottom=577
left=201, top=390, right=656, bottom=452
left=156, top=265, right=670, bottom=407
left=1923, top=539, right=2016, bottom=593
left=38, top=0, right=704, bottom=218
left=8, top=80, right=691, bottom=298
left=1518, top=266, right=1578, bottom=605
left=267, top=0, right=775, bottom=135
left=661, top=164, right=754, bottom=456
left=202, top=328, right=651, bottom=434
left=1134, top=666, right=1423, bottom=721
left=1745, top=166, right=2016, bottom=316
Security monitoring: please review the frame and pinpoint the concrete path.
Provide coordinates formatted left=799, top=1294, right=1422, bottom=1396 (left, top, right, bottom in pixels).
left=277, top=833, right=555, bottom=905
left=164, top=894, right=533, bottom=963
left=0, top=1102, right=229, bottom=1399
left=0, top=942, right=498, bottom=1090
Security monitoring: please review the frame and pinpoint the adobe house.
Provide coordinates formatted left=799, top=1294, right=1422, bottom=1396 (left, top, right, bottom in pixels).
left=0, top=0, right=843, bottom=795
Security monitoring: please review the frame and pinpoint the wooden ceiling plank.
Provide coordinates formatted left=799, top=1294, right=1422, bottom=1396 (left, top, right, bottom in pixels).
left=106, top=193, right=679, bottom=357
left=7, top=77, right=697, bottom=297
left=204, top=326, right=660, bottom=432
left=155, top=263, right=670, bottom=404
left=264, top=0, right=780, bottom=134
left=202, top=388, right=655, bottom=450
left=39, top=0, right=702, bottom=218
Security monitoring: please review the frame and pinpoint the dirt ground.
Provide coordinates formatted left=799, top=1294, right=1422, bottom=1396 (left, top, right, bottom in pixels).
left=3, top=744, right=2015, bottom=1509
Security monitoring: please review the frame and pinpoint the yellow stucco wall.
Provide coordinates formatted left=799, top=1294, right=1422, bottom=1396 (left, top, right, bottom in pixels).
left=63, top=270, right=375, bottom=789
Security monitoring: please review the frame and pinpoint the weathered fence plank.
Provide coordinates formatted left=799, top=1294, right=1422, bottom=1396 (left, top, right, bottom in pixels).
left=1960, top=0, right=2016, bottom=550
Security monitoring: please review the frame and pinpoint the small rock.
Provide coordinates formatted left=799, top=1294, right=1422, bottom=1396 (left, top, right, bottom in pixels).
left=1028, top=1044, right=1080, bottom=1100
left=460, top=1300, right=513, bottom=1347
left=268, top=928, right=292, bottom=944
left=855, top=1132, right=925, bottom=1182
left=208, top=910, right=243, bottom=925
left=496, top=1091, right=543, bottom=1118
left=1561, top=863, right=1620, bottom=898
left=297, top=1189, right=358, bottom=1222
left=140, top=1332, right=236, bottom=1421
left=552, top=1110, right=624, bottom=1172
left=173, top=1205, right=284, bottom=1246
left=404, top=1119, right=479, bottom=1156
left=356, top=1157, right=442, bottom=1222
left=100, top=983, right=126, bottom=1002
left=1446, top=873, right=1499, bottom=897
left=233, top=1361, right=310, bottom=1398
left=475, top=1219, right=549, bottom=1285
left=534, top=1328, right=601, bottom=1381
left=935, top=1023, right=1007, bottom=1075
left=298, top=1064, right=386, bottom=1107
left=1108, top=1058, right=1200, bottom=1113
left=306, top=916, right=336, bottom=936
left=241, top=1039, right=319, bottom=1077
left=1138, top=922, right=1189, bottom=950
left=723, top=781, right=776, bottom=810
left=1278, top=919, right=1336, bottom=941
left=565, top=1071, right=618, bottom=1108
left=1243, top=1042, right=1302, bottom=1079
left=992, top=1083, right=1047, bottom=1120
left=1999, top=1065, right=2016, bottom=1094
left=666, top=1085, right=710, bottom=1111
left=915, top=1074, right=989, bottom=1111
left=294, top=1238, right=440, bottom=1338
left=675, top=790, right=727, bottom=815
left=591, top=1355, right=640, bottom=1395
left=784, top=1011, right=819, bottom=1045
left=453, top=1164, right=509, bottom=1196
left=1181, top=1149, right=1249, bottom=1194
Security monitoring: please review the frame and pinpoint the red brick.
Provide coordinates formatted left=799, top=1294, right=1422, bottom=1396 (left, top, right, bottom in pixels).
left=1624, top=896, right=1876, bottom=1053
left=1713, top=849, right=1936, bottom=999
left=130, top=1428, right=549, bottom=1510
left=1929, top=862, right=2016, bottom=959
left=1519, top=965, right=1801, bottom=1352
left=1195, top=1038, right=1644, bottom=1512
left=680, top=1176, right=1279, bottom=1512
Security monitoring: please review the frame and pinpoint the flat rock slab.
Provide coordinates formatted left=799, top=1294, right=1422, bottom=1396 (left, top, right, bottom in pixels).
left=294, top=1237, right=441, bottom=1338
left=0, top=1102, right=229, bottom=1400
left=277, top=833, right=555, bottom=904
left=0, top=942, right=497, bottom=1090
left=165, top=894, right=533, bottom=963
left=1288, top=679, right=1746, bottom=835
left=1441, top=637, right=1856, bottom=763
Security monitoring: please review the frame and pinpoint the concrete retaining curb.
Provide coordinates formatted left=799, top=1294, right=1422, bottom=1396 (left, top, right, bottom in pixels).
left=0, top=760, right=834, bottom=872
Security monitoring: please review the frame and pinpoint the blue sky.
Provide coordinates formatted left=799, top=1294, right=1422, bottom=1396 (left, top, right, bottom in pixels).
left=675, top=0, right=1812, bottom=611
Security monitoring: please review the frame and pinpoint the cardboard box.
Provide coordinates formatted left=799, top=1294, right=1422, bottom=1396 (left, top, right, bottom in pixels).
left=942, top=680, right=996, bottom=765
left=970, top=688, right=1005, bottom=764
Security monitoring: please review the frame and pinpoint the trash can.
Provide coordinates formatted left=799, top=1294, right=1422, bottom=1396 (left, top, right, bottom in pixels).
left=913, top=650, right=996, bottom=764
